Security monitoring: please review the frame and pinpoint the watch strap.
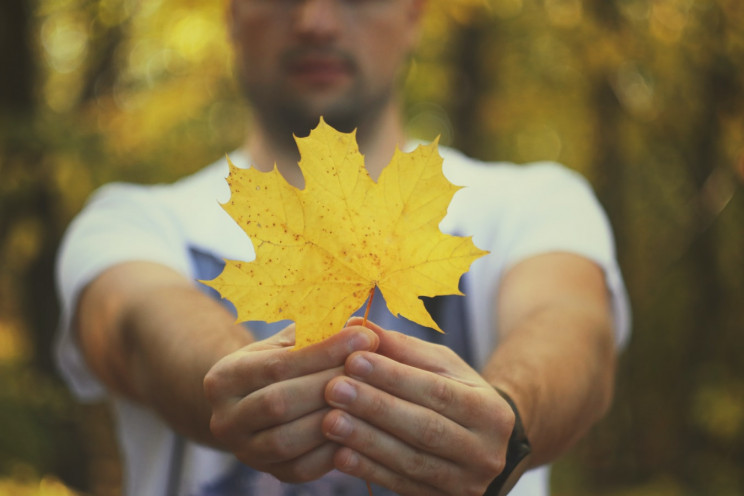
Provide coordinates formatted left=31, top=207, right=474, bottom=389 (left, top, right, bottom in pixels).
left=483, top=388, right=532, bottom=495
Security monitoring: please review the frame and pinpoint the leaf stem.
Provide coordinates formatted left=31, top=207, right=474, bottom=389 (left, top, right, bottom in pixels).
left=362, top=286, right=376, bottom=327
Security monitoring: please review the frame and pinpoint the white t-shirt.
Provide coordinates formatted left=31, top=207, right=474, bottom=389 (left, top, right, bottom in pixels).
left=55, top=145, right=630, bottom=496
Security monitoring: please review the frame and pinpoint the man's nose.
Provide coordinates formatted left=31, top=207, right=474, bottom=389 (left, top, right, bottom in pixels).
left=293, top=0, right=343, bottom=41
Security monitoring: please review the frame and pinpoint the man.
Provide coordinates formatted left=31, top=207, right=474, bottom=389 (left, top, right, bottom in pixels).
left=55, top=0, right=630, bottom=495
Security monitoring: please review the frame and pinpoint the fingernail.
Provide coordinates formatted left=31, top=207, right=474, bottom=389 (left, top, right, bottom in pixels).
left=348, top=332, right=371, bottom=351
left=328, top=413, right=353, bottom=438
left=348, top=355, right=373, bottom=378
left=339, top=449, right=360, bottom=470
left=330, top=380, right=357, bottom=406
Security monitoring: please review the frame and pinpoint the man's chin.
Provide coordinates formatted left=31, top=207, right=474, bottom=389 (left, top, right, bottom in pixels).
left=281, top=99, right=362, bottom=135
left=248, top=82, right=391, bottom=145
left=290, top=111, right=360, bottom=137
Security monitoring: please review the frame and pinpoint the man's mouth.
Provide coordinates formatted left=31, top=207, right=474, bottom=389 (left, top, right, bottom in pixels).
left=284, top=51, right=355, bottom=87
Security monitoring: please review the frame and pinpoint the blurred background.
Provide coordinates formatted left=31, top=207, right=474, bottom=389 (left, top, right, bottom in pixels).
left=1, top=0, right=743, bottom=494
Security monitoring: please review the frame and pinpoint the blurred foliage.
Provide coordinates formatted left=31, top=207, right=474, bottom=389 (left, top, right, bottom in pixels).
left=0, top=475, right=82, bottom=496
left=1, top=0, right=743, bottom=494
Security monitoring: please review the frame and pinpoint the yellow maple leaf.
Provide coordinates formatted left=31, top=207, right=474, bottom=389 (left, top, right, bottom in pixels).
left=203, top=119, right=488, bottom=348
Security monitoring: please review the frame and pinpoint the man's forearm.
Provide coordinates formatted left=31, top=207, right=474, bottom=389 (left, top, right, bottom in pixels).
left=76, top=263, right=254, bottom=446
left=483, top=304, right=616, bottom=468
left=118, top=286, right=254, bottom=444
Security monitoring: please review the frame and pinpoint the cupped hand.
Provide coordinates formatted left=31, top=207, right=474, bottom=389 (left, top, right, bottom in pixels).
left=322, top=317, right=515, bottom=496
left=204, top=322, right=379, bottom=483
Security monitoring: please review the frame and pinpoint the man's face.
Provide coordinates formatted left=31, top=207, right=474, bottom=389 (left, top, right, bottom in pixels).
left=229, top=0, right=423, bottom=145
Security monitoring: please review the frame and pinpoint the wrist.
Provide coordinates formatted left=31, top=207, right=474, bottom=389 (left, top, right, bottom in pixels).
left=483, top=388, right=532, bottom=496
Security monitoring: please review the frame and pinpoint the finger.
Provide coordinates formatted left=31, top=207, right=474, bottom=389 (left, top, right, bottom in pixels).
left=266, top=442, right=339, bottom=483
left=238, top=367, right=343, bottom=431
left=206, top=326, right=378, bottom=400
left=346, top=351, right=504, bottom=429
left=244, top=409, right=330, bottom=464
left=210, top=366, right=344, bottom=449
left=325, top=375, right=483, bottom=464
left=251, top=326, right=379, bottom=389
left=324, top=412, right=454, bottom=496
left=247, top=323, right=298, bottom=351
left=347, top=318, right=474, bottom=378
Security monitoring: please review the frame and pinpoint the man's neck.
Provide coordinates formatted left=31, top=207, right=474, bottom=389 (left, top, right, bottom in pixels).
left=244, top=104, right=407, bottom=188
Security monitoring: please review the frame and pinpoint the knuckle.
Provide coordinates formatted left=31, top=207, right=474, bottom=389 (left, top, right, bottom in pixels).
left=417, top=415, right=446, bottom=450
left=258, top=386, right=289, bottom=419
left=208, top=413, right=231, bottom=443
left=401, top=451, right=432, bottom=478
left=264, top=353, right=291, bottom=383
left=494, top=401, right=516, bottom=438
left=202, top=365, right=228, bottom=404
left=441, top=342, right=459, bottom=358
left=334, top=447, right=362, bottom=475
left=463, top=483, right=488, bottom=496
left=324, top=338, right=350, bottom=365
left=381, top=361, right=404, bottom=389
left=431, top=342, right=458, bottom=361
left=368, top=391, right=389, bottom=417
left=423, top=459, right=451, bottom=489
left=263, top=428, right=296, bottom=460
left=202, top=371, right=219, bottom=403
left=482, top=451, right=506, bottom=479
left=387, top=472, right=412, bottom=495
left=428, top=379, right=455, bottom=413
left=462, top=388, right=487, bottom=417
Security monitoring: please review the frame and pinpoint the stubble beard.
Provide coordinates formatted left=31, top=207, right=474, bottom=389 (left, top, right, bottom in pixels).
left=240, top=67, right=394, bottom=156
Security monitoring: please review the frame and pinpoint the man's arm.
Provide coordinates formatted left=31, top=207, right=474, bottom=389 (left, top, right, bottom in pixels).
left=319, top=251, right=617, bottom=495
left=484, top=252, right=616, bottom=468
left=75, top=260, right=380, bottom=485
left=76, top=261, right=254, bottom=444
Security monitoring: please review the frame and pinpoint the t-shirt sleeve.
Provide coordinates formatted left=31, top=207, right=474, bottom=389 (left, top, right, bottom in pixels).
left=54, top=183, right=192, bottom=401
left=496, top=163, right=631, bottom=347
left=449, top=160, right=631, bottom=366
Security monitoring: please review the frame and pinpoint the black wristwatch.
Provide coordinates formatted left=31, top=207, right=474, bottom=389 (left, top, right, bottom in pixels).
left=483, top=389, right=532, bottom=496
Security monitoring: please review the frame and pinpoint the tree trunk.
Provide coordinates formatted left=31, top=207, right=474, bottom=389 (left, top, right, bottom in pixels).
left=449, top=18, right=492, bottom=159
